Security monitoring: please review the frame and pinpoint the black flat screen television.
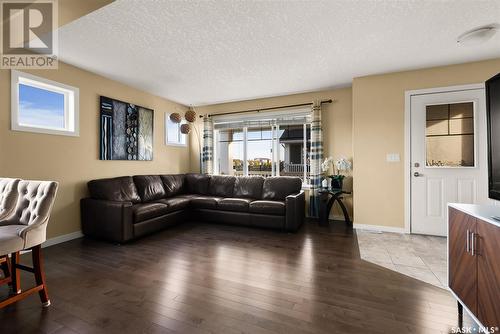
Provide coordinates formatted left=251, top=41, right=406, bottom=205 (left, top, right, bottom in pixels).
left=486, top=73, right=500, bottom=201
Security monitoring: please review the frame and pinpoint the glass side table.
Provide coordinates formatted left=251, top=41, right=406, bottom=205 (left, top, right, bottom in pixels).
left=318, top=188, right=352, bottom=226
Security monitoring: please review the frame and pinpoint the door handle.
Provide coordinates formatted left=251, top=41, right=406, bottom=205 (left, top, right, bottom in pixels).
left=466, top=229, right=470, bottom=253
left=471, top=233, right=479, bottom=256
left=471, top=232, right=475, bottom=256
left=414, top=172, right=423, bottom=177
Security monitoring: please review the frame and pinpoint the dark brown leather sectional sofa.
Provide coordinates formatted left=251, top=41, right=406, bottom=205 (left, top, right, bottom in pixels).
left=81, top=173, right=305, bottom=243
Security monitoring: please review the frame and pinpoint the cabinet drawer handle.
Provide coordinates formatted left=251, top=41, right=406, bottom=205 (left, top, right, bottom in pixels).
left=466, top=229, right=470, bottom=253
left=471, top=232, right=475, bottom=256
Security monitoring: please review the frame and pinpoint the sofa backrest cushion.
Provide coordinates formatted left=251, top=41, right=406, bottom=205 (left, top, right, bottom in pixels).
left=262, top=177, right=302, bottom=200
left=160, top=174, right=185, bottom=197
left=209, top=175, right=236, bottom=197
left=233, top=176, right=264, bottom=199
left=88, top=176, right=141, bottom=203
left=133, top=175, right=166, bottom=202
left=185, top=173, right=210, bottom=195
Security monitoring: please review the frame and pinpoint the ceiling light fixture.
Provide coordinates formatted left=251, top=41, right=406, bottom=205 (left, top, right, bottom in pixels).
left=457, top=24, right=498, bottom=46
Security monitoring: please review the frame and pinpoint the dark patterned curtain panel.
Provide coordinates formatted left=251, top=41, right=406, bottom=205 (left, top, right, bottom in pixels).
left=202, top=116, right=214, bottom=174
left=309, top=101, right=323, bottom=217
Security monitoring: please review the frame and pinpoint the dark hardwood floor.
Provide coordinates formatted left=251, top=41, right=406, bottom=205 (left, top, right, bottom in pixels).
left=0, top=220, right=462, bottom=333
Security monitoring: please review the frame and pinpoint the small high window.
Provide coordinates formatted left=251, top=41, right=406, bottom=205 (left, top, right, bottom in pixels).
left=165, top=113, right=187, bottom=146
left=11, top=70, right=79, bottom=136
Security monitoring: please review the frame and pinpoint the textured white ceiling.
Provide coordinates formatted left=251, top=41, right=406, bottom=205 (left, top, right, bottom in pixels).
left=58, top=0, right=500, bottom=106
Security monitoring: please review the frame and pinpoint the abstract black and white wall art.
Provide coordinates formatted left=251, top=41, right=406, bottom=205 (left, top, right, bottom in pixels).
left=100, top=96, right=153, bottom=161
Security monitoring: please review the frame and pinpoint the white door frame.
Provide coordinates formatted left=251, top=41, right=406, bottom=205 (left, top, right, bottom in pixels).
left=404, top=83, right=485, bottom=234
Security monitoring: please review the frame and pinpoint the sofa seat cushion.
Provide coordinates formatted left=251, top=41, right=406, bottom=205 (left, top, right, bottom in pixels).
left=190, top=196, right=223, bottom=209
left=133, top=203, right=170, bottom=223
left=173, top=194, right=200, bottom=200
left=155, top=197, right=191, bottom=213
left=218, top=198, right=253, bottom=213
left=249, top=200, right=285, bottom=215
left=0, top=225, right=25, bottom=255
left=133, top=175, right=166, bottom=202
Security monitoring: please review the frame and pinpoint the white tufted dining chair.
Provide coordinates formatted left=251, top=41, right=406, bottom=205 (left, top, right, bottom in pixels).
left=0, top=178, right=21, bottom=290
left=0, top=180, right=58, bottom=308
left=0, top=178, right=21, bottom=220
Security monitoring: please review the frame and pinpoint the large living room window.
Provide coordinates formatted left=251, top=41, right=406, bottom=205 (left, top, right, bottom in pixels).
left=11, top=70, right=79, bottom=137
left=213, top=108, right=311, bottom=184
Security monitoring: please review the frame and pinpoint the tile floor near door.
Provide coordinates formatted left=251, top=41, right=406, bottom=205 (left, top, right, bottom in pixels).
left=356, top=230, right=448, bottom=288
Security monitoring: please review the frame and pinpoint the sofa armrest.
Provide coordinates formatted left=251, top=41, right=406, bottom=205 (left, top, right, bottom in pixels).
left=80, top=198, right=134, bottom=243
left=285, top=190, right=305, bottom=232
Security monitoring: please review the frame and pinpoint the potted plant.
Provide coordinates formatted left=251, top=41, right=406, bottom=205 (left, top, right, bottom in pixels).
left=329, top=157, right=352, bottom=190
left=321, top=157, right=334, bottom=188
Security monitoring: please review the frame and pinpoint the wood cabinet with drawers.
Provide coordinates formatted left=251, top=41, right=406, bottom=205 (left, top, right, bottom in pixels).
left=448, top=204, right=500, bottom=329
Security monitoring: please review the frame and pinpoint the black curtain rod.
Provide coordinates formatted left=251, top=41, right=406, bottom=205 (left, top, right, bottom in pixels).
left=199, top=99, right=333, bottom=118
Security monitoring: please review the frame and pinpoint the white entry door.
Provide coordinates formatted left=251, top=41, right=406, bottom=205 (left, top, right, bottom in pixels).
left=410, top=87, right=488, bottom=236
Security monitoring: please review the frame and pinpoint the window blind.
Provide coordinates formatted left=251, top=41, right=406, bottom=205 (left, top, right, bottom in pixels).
left=212, top=106, right=311, bottom=130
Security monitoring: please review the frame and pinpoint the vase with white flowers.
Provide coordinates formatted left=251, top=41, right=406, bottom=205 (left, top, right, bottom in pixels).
left=321, top=157, right=334, bottom=188
left=321, top=156, right=352, bottom=190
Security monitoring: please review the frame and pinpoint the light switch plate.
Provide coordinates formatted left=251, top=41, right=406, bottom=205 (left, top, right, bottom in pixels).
left=386, top=153, right=400, bottom=162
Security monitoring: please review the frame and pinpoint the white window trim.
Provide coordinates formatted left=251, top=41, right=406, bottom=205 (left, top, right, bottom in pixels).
left=301, top=183, right=312, bottom=190
left=165, top=112, right=188, bottom=147
left=243, top=127, right=249, bottom=175
left=11, top=70, right=79, bottom=137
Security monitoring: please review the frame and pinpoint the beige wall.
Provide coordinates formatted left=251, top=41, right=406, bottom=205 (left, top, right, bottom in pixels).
left=0, top=63, right=190, bottom=239
left=353, top=58, right=500, bottom=229
left=190, top=87, right=353, bottom=218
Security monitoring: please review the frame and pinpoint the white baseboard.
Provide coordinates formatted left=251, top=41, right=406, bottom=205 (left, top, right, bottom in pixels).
left=353, top=223, right=406, bottom=234
left=42, top=230, right=83, bottom=248
left=305, top=215, right=351, bottom=221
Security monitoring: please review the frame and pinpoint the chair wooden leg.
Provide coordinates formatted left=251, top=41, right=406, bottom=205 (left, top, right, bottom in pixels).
left=0, top=256, right=11, bottom=286
left=32, top=245, right=50, bottom=307
left=10, top=252, right=21, bottom=294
